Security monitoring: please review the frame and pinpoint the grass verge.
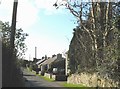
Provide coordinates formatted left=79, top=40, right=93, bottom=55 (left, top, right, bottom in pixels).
left=62, top=82, right=88, bottom=89
left=37, top=74, right=54, bottom=82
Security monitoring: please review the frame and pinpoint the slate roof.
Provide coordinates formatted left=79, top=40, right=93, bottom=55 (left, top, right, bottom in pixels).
left=36, top=58, right=46, bottom=65
left=41, top=56, right=57, bottom=65
left=41, top=55, right=65, bottom=65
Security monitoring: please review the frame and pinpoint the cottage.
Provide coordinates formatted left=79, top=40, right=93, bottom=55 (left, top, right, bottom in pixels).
left=39, top=54, right=65, bottom=75
left=36, top=57, right=47, bottom=71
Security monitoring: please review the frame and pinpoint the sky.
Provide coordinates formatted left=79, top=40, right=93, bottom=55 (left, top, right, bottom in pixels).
left=0, top=0, right=77, bottom=60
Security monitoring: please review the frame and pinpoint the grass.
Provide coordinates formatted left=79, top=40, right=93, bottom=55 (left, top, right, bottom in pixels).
left=62, top=82, right=89, bottom=89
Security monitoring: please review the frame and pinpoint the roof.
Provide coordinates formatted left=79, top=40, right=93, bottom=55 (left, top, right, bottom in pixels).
left=36, top=58, right=46, bottom=65
left=41, top=56, right=65, bottom=65
left=41, top=56, right=57, bottom=65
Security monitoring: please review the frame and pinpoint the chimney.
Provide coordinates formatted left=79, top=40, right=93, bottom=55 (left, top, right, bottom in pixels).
left=57, top=53, right=62, bottom=59
left=35, top=46, right=37, bottom=58
left=52, top=54, right=56, bottom=58
left=45, top=55, right=47, bottom=60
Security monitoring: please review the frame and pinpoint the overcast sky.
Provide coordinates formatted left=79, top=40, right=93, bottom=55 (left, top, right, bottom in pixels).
left=0, top=0, right=77, bottom=60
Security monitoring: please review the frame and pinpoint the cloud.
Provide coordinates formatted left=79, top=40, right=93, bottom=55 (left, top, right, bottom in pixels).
left=34, top=0, right=56, bottom=10
left=0, top=0, right=39, bottom=30
left=34, top=0, right=66, bottom=15
left=0, top=0, right=66, bottom=30
left=0, top=0, right=13, bottom=22
left=17, top=0, right=39, bottom=30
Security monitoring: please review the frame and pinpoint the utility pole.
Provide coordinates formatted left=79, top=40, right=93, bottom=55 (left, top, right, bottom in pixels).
left=0, top=0, right=2, bottom=4
left=10, top=0, right=18, bottom=86
left=10, top=0, right=18, bottom=50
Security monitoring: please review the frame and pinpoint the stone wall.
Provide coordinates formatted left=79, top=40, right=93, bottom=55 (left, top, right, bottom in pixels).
left=67, top=73, right=119, bottom=87
left=44, top=73, right=55, bottom=80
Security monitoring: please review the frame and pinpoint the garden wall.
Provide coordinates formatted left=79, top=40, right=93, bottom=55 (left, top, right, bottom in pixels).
left=67, top=72, right=119, bottom=87
left=44, top=73, right=55, bottom=80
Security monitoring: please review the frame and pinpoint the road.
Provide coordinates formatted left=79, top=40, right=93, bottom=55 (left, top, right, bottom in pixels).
left=23, top=68, right=67, bottom=88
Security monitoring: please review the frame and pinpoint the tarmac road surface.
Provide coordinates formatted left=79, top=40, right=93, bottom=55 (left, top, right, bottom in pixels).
left=23, top=68, right=67, bottom=89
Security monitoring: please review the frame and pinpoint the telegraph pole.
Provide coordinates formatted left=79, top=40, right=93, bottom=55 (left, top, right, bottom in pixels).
left=10, top=0, right=18, bottom=86
left=10, top=0, right=18, bottom=50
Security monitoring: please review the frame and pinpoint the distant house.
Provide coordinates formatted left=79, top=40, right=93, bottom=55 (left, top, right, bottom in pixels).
left=36, top=57, right=47, bottom=70
left=39, top=53, right=65, bottom=75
